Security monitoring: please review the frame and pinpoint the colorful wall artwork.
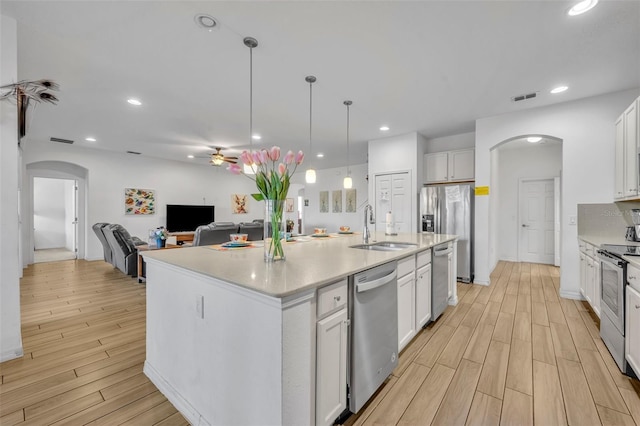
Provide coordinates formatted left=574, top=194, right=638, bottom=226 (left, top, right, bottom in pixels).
left=231, top=194, right=249, bottom=214
left=125, top=188, right=155, bottom=215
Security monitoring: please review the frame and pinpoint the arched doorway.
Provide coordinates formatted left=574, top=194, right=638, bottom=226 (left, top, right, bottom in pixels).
left=24, top=161, right=88, bottom=265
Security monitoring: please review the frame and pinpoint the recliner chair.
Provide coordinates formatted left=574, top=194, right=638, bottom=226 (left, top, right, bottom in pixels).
left=92, top=223, right=112, bottom=264
left=103, top=224, right=145, bottom=276
left=193, top=222, right=239, bottom=246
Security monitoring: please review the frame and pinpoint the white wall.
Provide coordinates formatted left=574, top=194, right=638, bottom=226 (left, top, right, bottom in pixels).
left=475, top=88, right=640, bottom=296
left=425, top=131, right=475, bottom=154
left=22, top=140, right=282, bottom=260
left=496, top=143, right=562, bottom=261
left=292, top=163, right=368, bottom=234
left=33, top=177, right=68, bottom=249
left=0, top=15, right=23, bottom=362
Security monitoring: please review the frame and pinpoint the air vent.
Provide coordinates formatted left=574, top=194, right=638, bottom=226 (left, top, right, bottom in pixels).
left=511, top=92, right=538, bottom=102
left=126, top=151, right=141, bottom=155
left=50, top=137, right=74, bottom=144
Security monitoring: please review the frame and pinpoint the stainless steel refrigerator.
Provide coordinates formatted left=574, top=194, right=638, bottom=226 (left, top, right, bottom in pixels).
left=420, top=184, right=474, bottom=283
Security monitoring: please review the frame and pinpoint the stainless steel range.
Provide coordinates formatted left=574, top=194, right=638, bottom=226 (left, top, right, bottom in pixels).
left=598, top=244, right=638, bottom=375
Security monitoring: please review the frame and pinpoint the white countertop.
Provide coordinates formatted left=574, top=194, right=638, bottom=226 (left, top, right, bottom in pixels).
left=142, top=232, right=457, bottom=298
left=579, top=234, right=640, bottom=268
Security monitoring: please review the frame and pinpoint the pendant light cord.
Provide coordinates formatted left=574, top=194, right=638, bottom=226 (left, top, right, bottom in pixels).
left=249, top=44, right=253, bottom=147
left=344, top=100, right=352, bottom=176
left=309, top=80, right=313, bottom=154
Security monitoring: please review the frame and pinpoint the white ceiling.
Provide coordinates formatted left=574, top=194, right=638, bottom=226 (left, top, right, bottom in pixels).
left=2, top=1, right=639, bottom=170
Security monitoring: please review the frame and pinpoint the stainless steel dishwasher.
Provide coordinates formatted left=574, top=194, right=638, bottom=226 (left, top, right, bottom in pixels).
left=432, top=242, right=453, bottom=321
left=349, top=261, right=398, bottom=413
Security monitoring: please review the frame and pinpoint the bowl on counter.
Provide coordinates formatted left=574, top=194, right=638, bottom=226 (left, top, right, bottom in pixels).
left=230, top=233, right=248, bottom=242
left=339, top=226, right=350, bottom=232
left=314, top=228, right=327, bottom=235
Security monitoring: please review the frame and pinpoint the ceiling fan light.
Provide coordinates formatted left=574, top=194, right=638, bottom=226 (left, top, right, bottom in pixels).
left=305, top=169, right=316, bottom=184
left=210, top=154, right=224, bottom=166
left=343, top=176, right=353, bottom=189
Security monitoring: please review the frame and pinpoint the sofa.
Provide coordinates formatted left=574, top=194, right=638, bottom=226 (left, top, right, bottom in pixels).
left=193, top=222, right=239, bottom=246
left=100, top=223, right=146, bottom=276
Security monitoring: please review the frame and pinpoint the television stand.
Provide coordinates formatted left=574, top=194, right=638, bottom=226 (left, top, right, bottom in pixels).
left=169, top=231, right=195, bottom=244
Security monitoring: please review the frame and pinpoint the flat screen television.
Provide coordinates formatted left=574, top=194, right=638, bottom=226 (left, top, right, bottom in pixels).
left=166, top=204, right=215, bottom=232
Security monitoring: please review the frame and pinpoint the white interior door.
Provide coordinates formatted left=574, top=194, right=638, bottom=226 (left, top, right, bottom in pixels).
left=519, top=178, right=555, bottom=264
left=374, top=172, right=411, bottom=234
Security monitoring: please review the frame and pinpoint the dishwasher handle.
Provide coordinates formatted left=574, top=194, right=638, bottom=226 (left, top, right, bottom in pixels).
left=433, top=245, right=453, bottom=257
left=356, top=269, right=397, bottom=293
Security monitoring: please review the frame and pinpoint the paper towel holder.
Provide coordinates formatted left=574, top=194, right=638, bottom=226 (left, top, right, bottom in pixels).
left=385, top=211, right=397, bottom=236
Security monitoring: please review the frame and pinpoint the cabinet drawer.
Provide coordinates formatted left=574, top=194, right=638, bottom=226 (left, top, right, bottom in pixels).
left=585, top=243, right=595, bottom=257
left=397, top=255, right=415, bottom=279
left=628, top=264, right=640, bottom=292
left=417, top=249, right=432, bottom=268
left=317, top=279, right=348, bottom=318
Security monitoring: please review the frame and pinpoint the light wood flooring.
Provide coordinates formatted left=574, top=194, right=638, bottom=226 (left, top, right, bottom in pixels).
left=2, top=260, right=640, bottom=425
left=0, top=259, right=188, bottom=425
left=344, top=261, right=640, bottom=426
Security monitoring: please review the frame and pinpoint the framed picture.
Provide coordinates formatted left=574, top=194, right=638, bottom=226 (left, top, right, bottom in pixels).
left=332, top=190, right=342, bottom=213
left=319, top=191, right=329, bottom=213
left=231, top=194, right=249, bottom=214
left=285, top=198, right=294, bottom=212
left=345, top=188, right=357, bottom=213
left=125, top=188, right=155, bottom=215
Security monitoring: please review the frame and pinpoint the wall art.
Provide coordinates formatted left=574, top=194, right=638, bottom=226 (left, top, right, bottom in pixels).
left=332, top=190, right=342, bottom=213
left=285, top=198, right=294, bottom=213
left=345, top=188, right=357, bottom=213
left=231, top=194, right=249, bottom=214
left=319, top=191, right=329, bottom=213
left=125, top=188, right=155, bottom=215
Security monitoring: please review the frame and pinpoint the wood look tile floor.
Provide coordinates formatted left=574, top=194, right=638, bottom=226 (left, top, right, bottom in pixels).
left=2, top=260, right=640, bottom=425
left=344, top=261, right=640, bottom=426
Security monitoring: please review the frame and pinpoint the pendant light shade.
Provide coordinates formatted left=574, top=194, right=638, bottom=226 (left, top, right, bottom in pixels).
left=305, top=76, right=317, bottom=184
left=244, top=37, right=258, bottom=175
left=343, top=100, right=352, bottom=189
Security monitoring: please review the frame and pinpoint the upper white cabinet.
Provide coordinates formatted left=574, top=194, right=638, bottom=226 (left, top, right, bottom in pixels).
left=614, top=97, right=640, bottom=201
left=424, top=148, right=475, bottom=184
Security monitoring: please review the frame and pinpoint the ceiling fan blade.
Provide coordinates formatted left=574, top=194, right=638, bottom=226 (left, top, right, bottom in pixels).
left=224, top=159, right=237, bottom=164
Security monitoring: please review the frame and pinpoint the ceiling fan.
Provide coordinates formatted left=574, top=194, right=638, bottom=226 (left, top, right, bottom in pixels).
left=201, top=147, right=238, bottom=166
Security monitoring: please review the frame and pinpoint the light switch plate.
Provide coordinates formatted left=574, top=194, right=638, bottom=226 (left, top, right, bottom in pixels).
left=569, top=216, right=577, bottom=225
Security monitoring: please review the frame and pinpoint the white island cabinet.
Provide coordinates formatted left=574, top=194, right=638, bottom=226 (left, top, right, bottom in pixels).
left=142, top=232, right=457, bottom=426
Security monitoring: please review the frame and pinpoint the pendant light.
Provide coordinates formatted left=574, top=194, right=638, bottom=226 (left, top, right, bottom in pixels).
left=244, top=37, right=258, bottom=175
left=343, top=100, right=353, bottom=189
left=305, top=75, right=317, bottom=184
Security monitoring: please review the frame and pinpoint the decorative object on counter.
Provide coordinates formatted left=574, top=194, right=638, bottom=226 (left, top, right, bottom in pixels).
left=385, top=211, right=397, bottom=235
left=345, top=188, right=357, bottom=213
left=305, top=75, right=317, bottom=184
left=333, top=190, right=342, bottom=213
left=343, top=100, right=353, bottom=189
left=154, top=227, right=168, bottom=248
left=319, top=191, right=329, bottom=213
left=125, top=188, right=155, bottom=215
left=286, top=219, right=295, bottom=233
left=1, top=79, right=59, bottom=143
left=227, top=146, right=304, bottom=262
left=231, top=194, right=248, bottom=214
left=230, top=233, right=248, bottom=243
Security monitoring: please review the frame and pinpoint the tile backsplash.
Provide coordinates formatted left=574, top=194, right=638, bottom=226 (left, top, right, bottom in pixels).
left=578, top=202, right=640, bottom=238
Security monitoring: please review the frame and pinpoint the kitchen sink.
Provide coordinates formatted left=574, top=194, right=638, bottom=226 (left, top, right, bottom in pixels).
left=350, top=241, right=417, bottom=251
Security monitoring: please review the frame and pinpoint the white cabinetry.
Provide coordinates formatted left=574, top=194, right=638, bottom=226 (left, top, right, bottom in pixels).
left=626, top=264, right=640, bottom=377
left=614, top=97, right=640, bottom=201
left=415, top=250, right=432, bottom=328
left=424, top=149, right=475, bottom=184
left=397, top=256, right=416, bottom=351
left=578, top=239, right=600, bottom=318
left=316, top=279, right=348, bottom=426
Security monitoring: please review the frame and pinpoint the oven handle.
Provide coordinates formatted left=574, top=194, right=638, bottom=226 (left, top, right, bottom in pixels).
left=597, top=250, right=626, bottom=267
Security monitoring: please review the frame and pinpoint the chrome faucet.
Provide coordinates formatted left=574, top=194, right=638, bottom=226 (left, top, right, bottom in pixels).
left=363, top=204, right=374, bottom=244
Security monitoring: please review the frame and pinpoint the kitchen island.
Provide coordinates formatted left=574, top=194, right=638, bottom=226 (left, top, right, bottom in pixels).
left=142, top=232, right=457, bottom=426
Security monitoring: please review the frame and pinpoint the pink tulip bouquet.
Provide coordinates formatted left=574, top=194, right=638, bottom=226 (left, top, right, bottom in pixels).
left=228, top=146, right=304, bottom=261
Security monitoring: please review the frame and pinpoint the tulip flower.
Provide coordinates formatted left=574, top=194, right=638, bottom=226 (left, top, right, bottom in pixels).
left=295, top=151, right=304, bottom=165
left=284, top=150, right=295, bottom=165
left=270, top=146, right=281, bottom=161
left=240, top=150, right=253, bottom=165
left=227, top=163, right=243, bottom=174
left=252, top=151, right=262, bottom=165
left=260, top=149, right=269, bottom=164
left=278, top=163, right=286, bottom=176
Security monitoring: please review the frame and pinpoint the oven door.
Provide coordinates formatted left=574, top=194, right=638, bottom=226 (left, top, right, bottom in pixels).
left=599, top=250, right=625, bottom=334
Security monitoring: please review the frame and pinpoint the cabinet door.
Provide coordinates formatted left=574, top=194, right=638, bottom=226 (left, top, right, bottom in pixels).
left=425, top=152, right=448, bottom=183
left=398, top=273, right=416, bottom=351
left=416, top=263, right=432, bottom=328
left=449, top=149, right=475, bottom=181
left=624, top=101, right=638, bottom=198
left=626, top=285, right=640, bottom=377
left=579, top=252, right=587, bottom=297
left=615, top=114, right=625, bottom=200
left=593, top=260, right=601, bottom=318
left=448, top=251, right=454, bottom=299
left=316, top=308, right=348, bottom=426
left=585, top=256, right=594, bottom=305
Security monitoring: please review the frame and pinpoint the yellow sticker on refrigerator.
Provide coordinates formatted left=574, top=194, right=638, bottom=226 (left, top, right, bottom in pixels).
left=475, top=186, right=489, bottom=196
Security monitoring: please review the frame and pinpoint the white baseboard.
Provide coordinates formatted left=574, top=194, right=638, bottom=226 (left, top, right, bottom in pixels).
left=559, top=289, right=583, bottom=300
left=1, top=346, right=24, bottom=363
left=144, top=361, right=210, bottom=426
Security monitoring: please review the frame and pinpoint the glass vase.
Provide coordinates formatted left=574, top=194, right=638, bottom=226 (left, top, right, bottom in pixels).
left=264, top=199, right=286, bottom=262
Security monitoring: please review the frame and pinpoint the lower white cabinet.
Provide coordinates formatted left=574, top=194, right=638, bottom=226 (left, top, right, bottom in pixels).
left=578, top=239, right=600, bottom=318
left=316, top=280, right=348, bottom=426
left=398, top=271, right=416, bottom=351
left=626, top=284, right=640, bottom=377
left=415, top=263, right=432, bottom=328
left=447, top=250, right=454, bottom=299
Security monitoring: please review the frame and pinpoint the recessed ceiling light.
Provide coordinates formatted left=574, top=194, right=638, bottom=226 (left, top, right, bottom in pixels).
left=317, top=153, right=324, bottom=158
left=252, top=134, right=261, bottom=140
left=380, top=126, right=390, bottom=131
left=127, top=98, right=142, bottom=106
left=527, top=136, right=542, bottom=143
left=550, top=86, right=568, bottom=94
left=187, top=155, right=194, bottom=159
left=194, top=14, right=219, bottom=31
left=85, top=137, right=96, bottom=142
left=568, top=0, right=598, bottom=16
